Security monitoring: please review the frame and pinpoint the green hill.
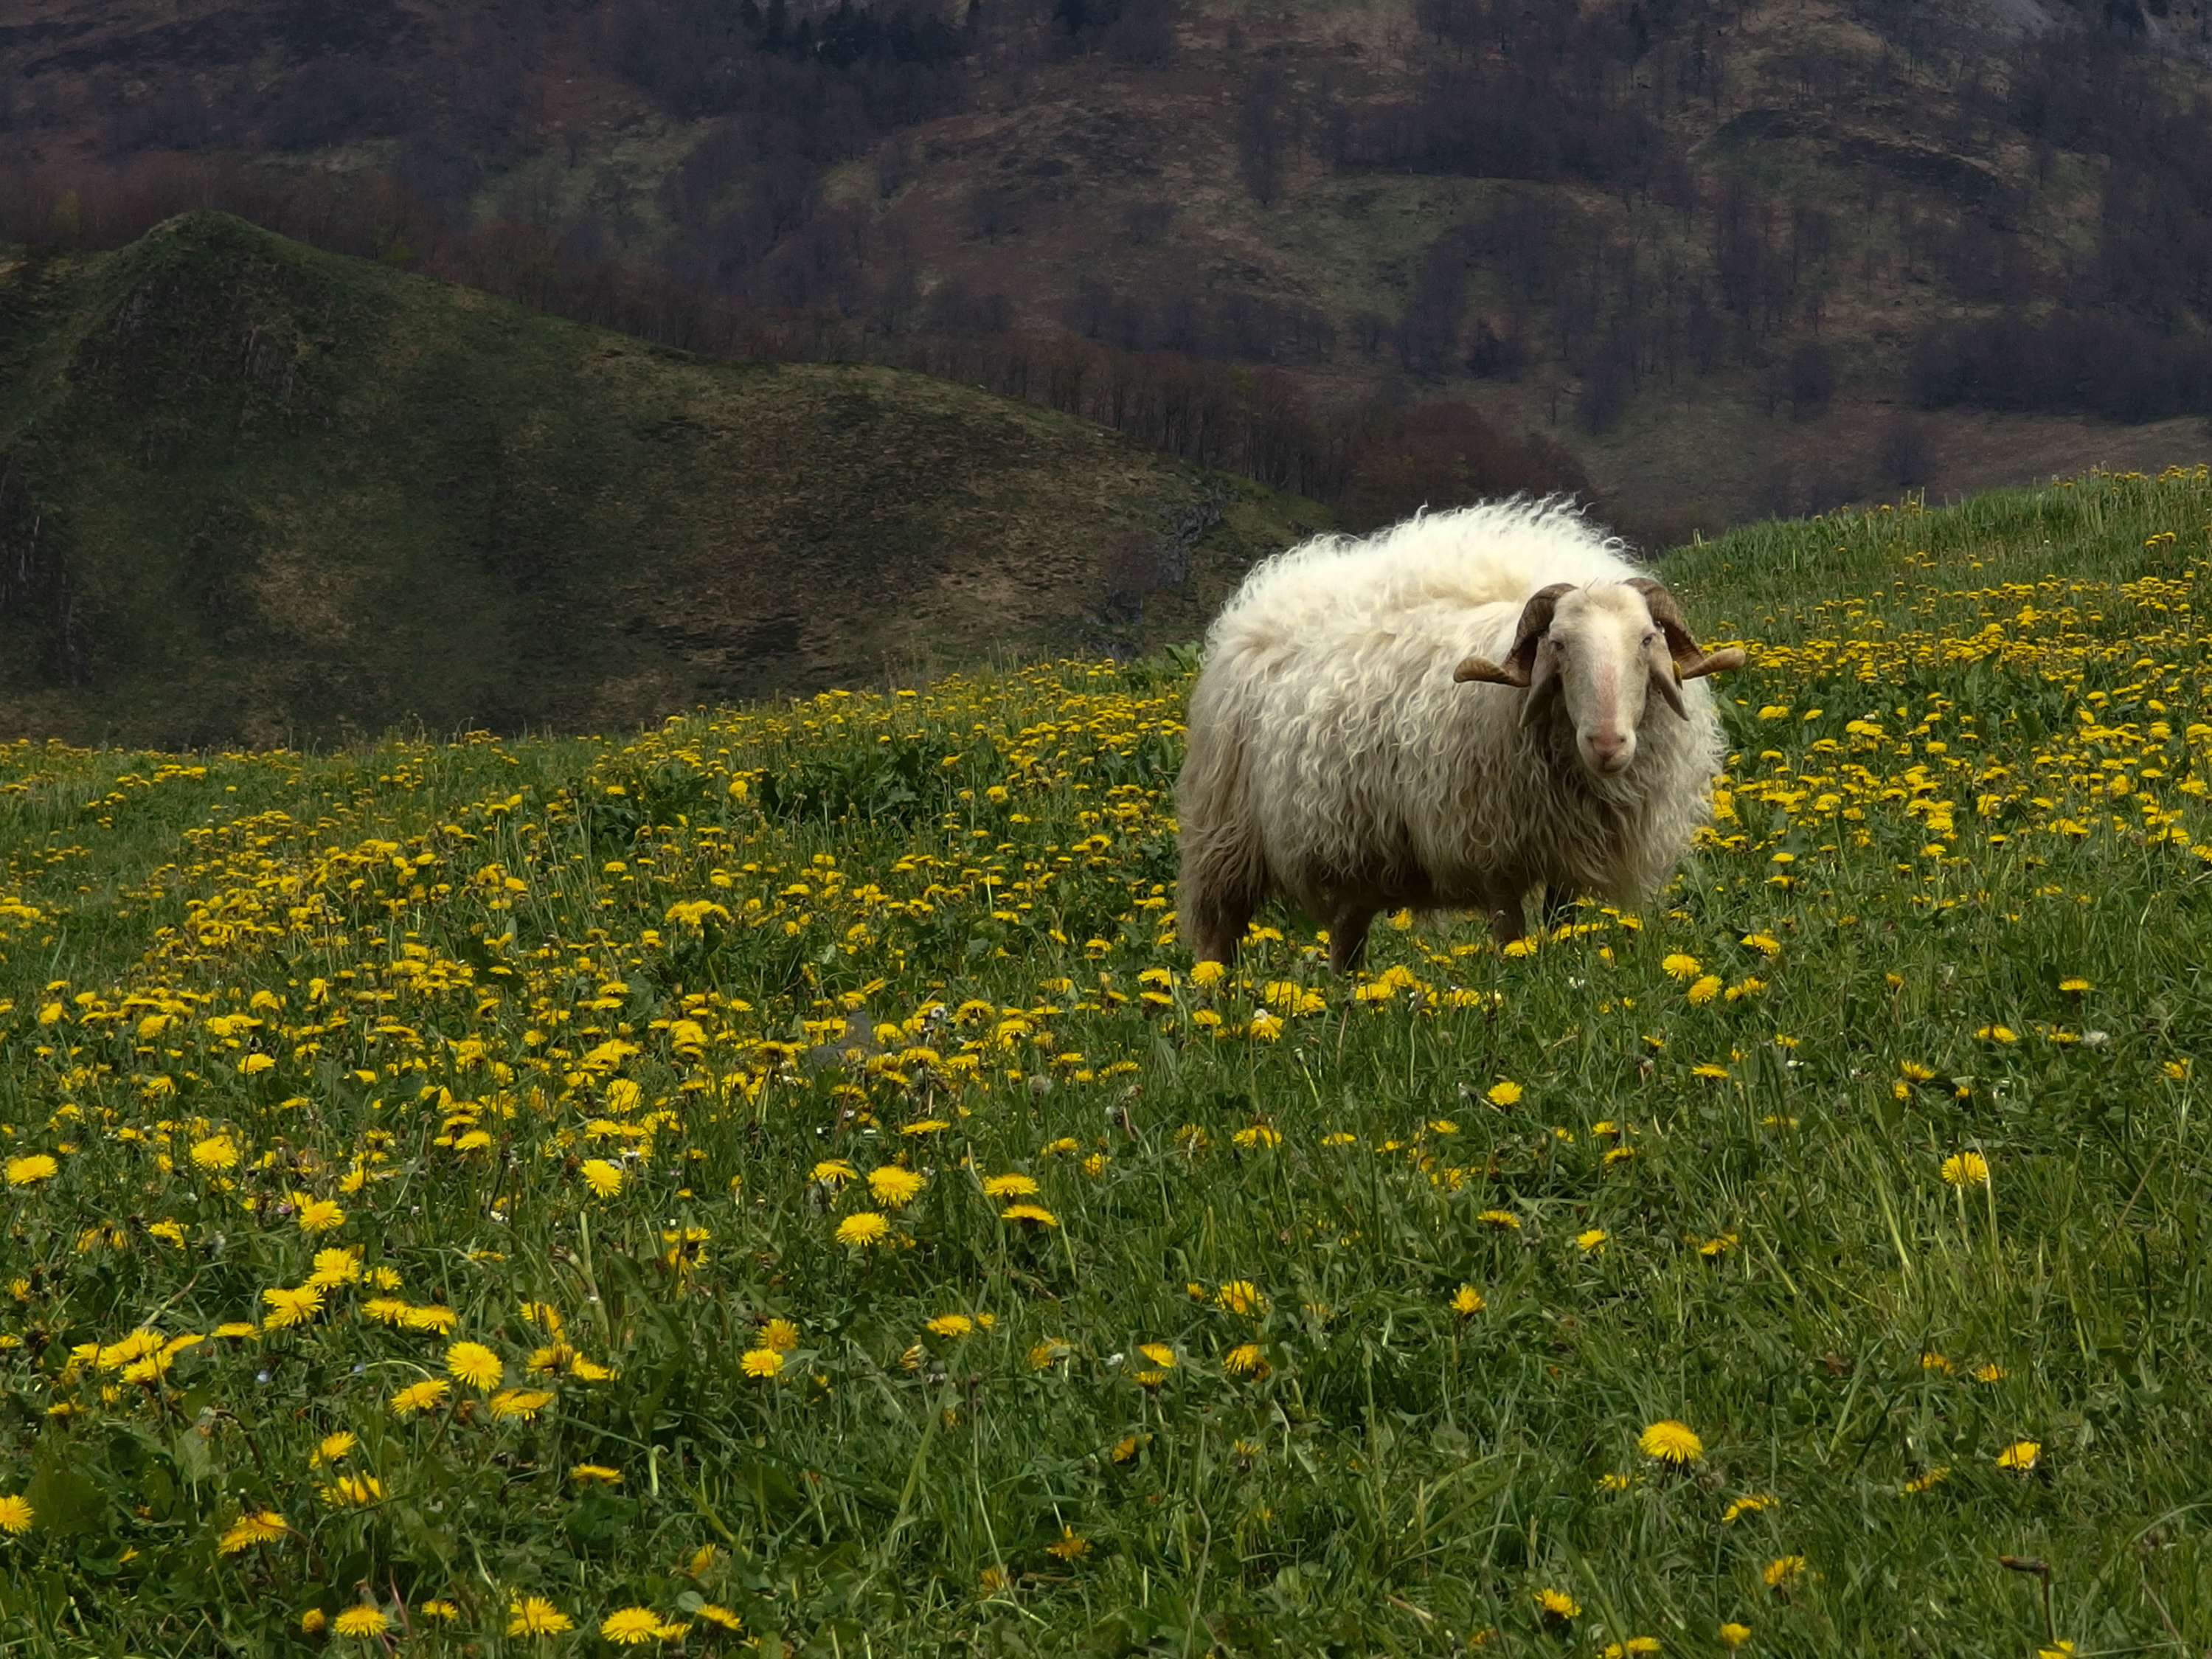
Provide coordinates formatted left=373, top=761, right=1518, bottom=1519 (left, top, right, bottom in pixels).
left=0, top=212, right=1320, bottom=747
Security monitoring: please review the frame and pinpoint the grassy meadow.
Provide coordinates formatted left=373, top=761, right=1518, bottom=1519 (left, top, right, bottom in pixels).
left=4, top=469, right=2212, bottom=1655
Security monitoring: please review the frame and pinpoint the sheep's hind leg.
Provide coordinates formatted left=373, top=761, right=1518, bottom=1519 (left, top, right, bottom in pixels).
left=1327, top=901, right=1376, bottom=975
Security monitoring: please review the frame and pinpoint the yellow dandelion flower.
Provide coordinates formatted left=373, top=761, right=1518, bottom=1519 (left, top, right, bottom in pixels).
left=1000, top=1202, right=1059, bottom=1227
left=1477, top=1209, right=1520, bottom=1230
left=293, top=1194, right=345, bottom=1233
left=333, top=1606, right=389, bottom=1638
left=321, top=1473, right=383, bottom=1507
left=695, top=1604, right=743, bottom=1630
left=1941, top=1151, right=1989, bottom=1187
left=420, top=1600, right=460, bottom=1621
left=1741, top=932, right=1781, bottom=956
left=1534, top=1587, right=1581, bottom=1621
left=1211, top=1279, right=1266, bottom=1315
left=507, top=1597, right=574, bottom=1636
left=836, top=1211, right=890, bottom=1247
left=260, top=1284, right=324, bottom=1329
left=300, top=1610, right=327, bottom=1635
left=1045, top=1524, right=1090, bottom=1560
left=95, top=1330, right=162, bottom=1371
left=601, top=1607, right=665, bottom=1644
left=1137, top=1343, right=1176, bottom=1369
left=580, top=1159, right=623, bottom=1198
left=2058, top=977, right=2090, bottom=993
left=867, top=1166, right=925, bottom=1206
left=190, top=1135, right=239, bottom=1172
left=760, top=1317, right=800, bottom=1351
left=1722, top=1493, right=1775, bottom=1523
left=1450, top=1285, right=1485, bottom=1315
left=1575, top=1228, right=1608, bottom=1253
left=1223, top=1343, right=1269, bottom=1379
left=1027, top=1339, right=1072, bottom=1370
left=1638, top=1419, right=1703, bottom=1465
left=1660, top=953, right=1701, bottom=981
left=980, top=1173, right=1039, bottom=1199
left=571, top=1464, right=623, bottom=1483
left=926, top=1314, right=975, bottom=1340
left=217, top=1510, right=288, bottom=1553
left=741, top=1348, right=784, bottom=1379
left=1997, top=1440, right=2041, bottom=1471
left=400, top=1303, right=459, bottom=1334
left=445, top=1342, right=502, bottom=1390
left=307, top=1247, right=362, bottom=1288
left=489, top=1388, right=553, bottom=1420
left=1901, top=1466, right=1950, bottom=1494
left=4, top=1154, right=57, bottom=1187
left=0, top=1494, right=34, bottom=1534
left=313, top=1431, right=356, bottom=1466
left=1763, top=1554, right=1806, bottom=1589
left=1687, top=974, right=1723, bottom=1005
left=1720, top=1624, right=1752, bottom=1649
left=1485, top=1080, right=1523, bottom=1106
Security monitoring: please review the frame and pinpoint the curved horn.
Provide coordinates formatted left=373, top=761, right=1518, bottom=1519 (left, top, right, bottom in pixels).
left=1453, top=583, right=1573, bottom=688
left=1625, top=576, right=1745, bottom=681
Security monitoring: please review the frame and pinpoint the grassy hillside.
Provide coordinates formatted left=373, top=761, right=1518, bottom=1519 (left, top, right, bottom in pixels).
left=0, top=211, right=1320, bottom=747
left=1, top=468, right=2211, bottom=1650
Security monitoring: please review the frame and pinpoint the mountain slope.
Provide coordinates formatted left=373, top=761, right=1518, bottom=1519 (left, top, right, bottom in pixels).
left=0, top=212, right=1321, bottom=746
left=9, top=0, right=2212, bottom=533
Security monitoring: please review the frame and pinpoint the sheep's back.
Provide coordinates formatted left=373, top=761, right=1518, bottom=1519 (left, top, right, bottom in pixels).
left=1210, top=499, right=1637, bottom=658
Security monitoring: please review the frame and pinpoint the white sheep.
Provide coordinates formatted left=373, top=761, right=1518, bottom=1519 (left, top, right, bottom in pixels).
left=1176, top=499, right=1744, bottom=971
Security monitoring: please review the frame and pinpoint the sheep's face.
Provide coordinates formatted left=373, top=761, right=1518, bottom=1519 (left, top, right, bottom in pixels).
left=1452, top=578, right=1745, bottom=777
left=1528, top=586, right=1676, bottom=775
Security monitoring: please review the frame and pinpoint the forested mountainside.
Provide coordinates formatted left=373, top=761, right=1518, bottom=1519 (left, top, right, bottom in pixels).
left=4, top=0, right=2211, bottom=533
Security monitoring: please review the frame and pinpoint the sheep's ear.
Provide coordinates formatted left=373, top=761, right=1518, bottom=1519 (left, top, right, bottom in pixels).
left=1520, top=648, right=1564, bottom=727
left=1629, top=580, right=1748, bottom=682
left=1675, top=645, right=1747, bottom=681
left=1453, top=654, right=1525, bottom=687
left=1457, top=583, right=1573, bottom=690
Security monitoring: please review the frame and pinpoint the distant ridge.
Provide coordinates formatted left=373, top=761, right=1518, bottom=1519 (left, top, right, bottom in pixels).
left=0, top=212, right=1320, bottom=747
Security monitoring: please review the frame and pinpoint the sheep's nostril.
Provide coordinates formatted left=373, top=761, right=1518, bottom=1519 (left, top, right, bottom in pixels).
left=1586, top=732, right=1632, bottom=770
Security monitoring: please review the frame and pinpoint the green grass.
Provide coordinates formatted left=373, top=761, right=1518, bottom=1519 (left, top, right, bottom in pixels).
left=1, top=468, right=2211, bottom=1655
left=0, top=212, right=1320, bottom=749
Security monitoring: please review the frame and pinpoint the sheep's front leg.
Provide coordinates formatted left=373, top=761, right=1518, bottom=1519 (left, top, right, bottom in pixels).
left=1483, top=884, right=1527, bottom=946
left=1327, top=901, right=1376, bottom=975
left=1539, top=885, right=1575, bottom=933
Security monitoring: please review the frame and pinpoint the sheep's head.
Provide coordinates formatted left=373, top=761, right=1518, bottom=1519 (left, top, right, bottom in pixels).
left=1452, top=578, right=1744, bottom=775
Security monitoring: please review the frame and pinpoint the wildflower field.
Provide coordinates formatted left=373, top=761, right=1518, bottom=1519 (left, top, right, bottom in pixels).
left=5, top=470, right=2212, bottom=1656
